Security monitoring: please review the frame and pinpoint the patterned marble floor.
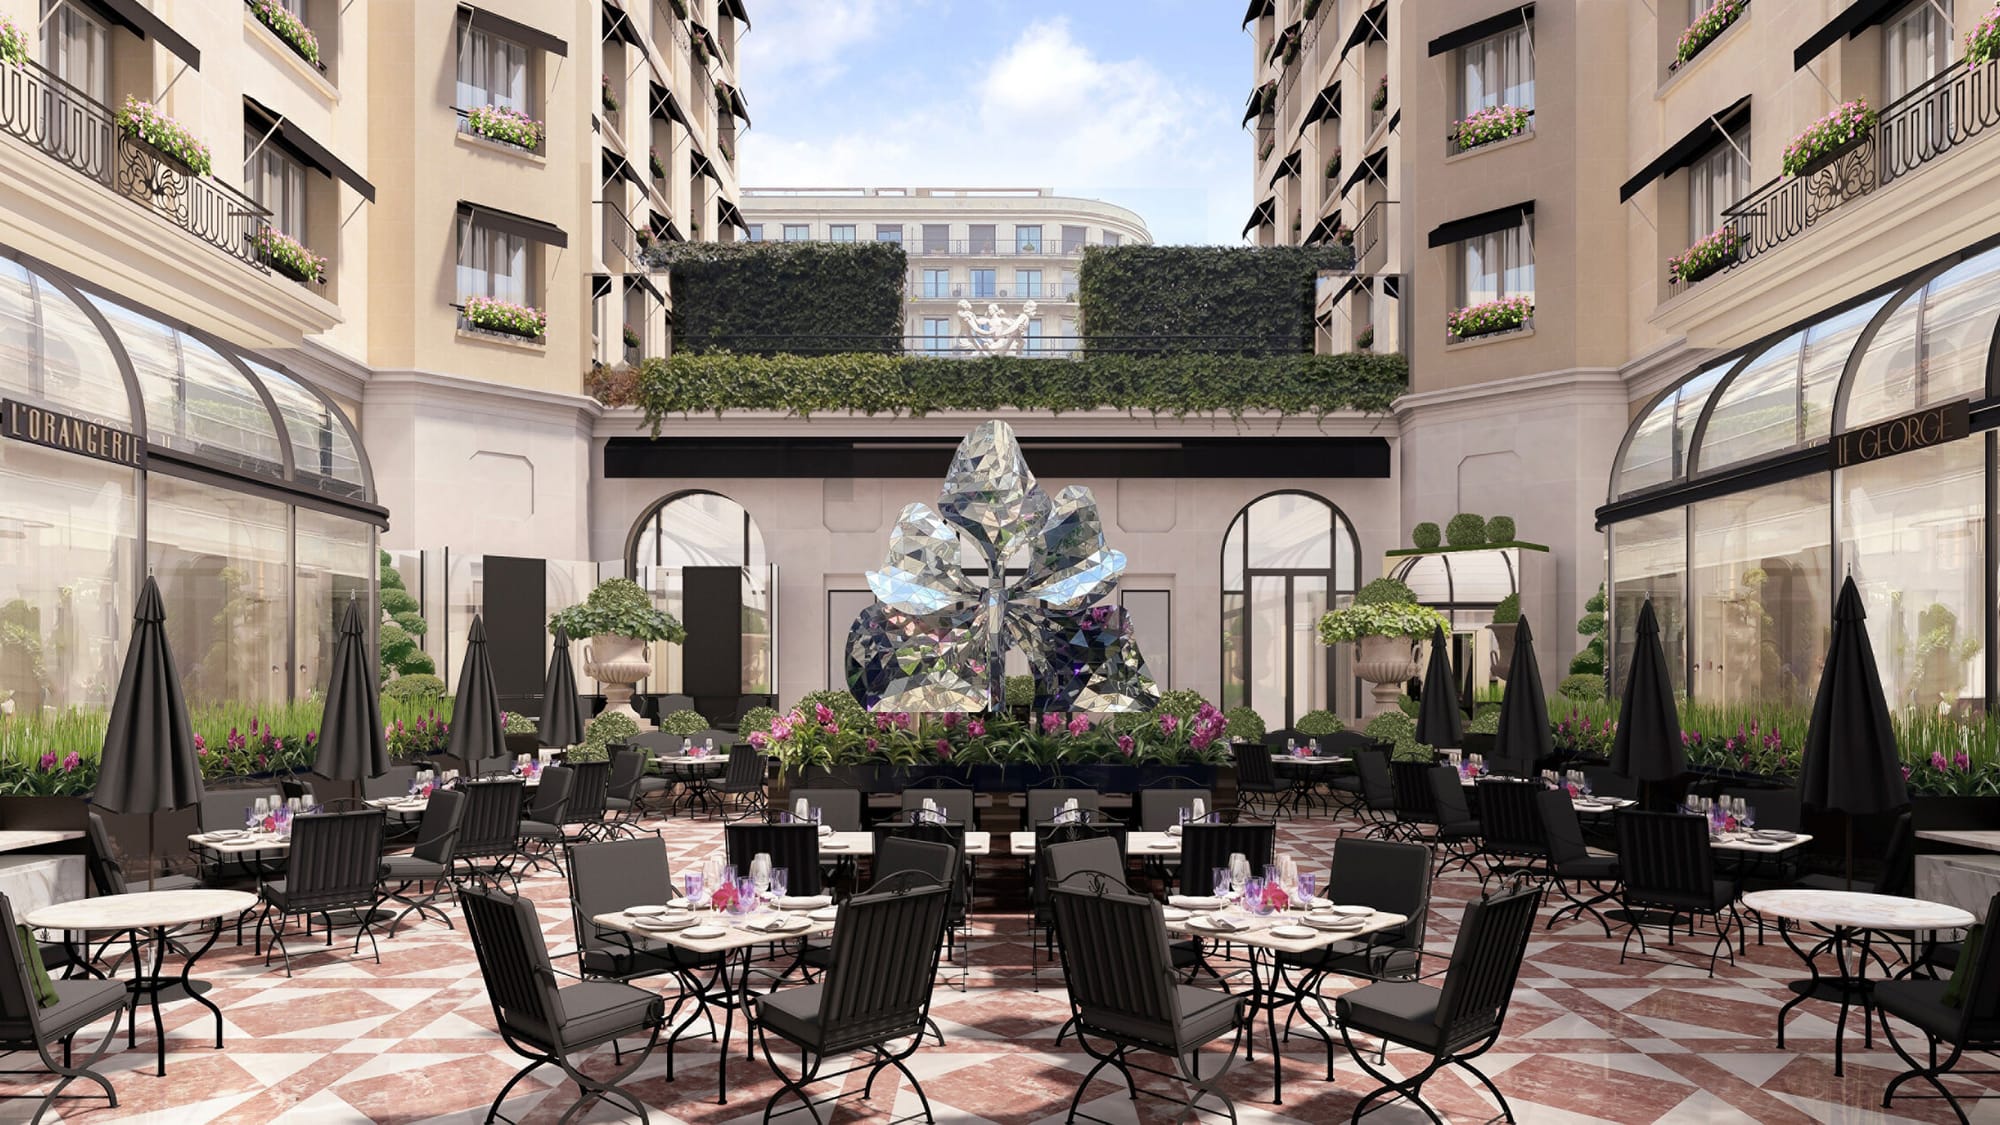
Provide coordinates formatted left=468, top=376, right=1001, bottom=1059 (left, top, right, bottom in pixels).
left=10, top=806, right=1998, bottom=1125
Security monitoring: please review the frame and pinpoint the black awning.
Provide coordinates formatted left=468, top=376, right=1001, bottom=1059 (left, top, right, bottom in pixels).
left=1242, top=0, right=1276, bottom=26
left=602, top=150, right=643, bottom=190
left=1268, top=21, right=1301, bottom=63
left=1329, top=273, right=1367, bottom=304
left=89, top=0, right=200, bottom=69
left=1241, top=197, right=1276, bottom=238
left=1382, top=275, right=1400, bottom=300
left=649, top=211, right=684, bottom=242
left=718, top=198, right=750, bottom=232
left=1340, top=2, right=1388, bottom=60
left=691, top=150, right=723, bottom=183
left=650, top=82, right=691, bottom=128
left=1618, top=95, right=1750, bottom=202
left=1242, top=81, right=1275, bottom=126
left=1428, top=201, right=1534, bottom=247
left=1304, top=212, right=1343, bottom=245
left=603, top=0, right=643, bottom=47
left=626, top=273, right=664, bottom=303
left=1298, top=83, right=1342, bottom=132
left=720, top=0, right=751, bottom=26
left=244, top=97, right=375, bottom=202
left=456, top=200, right=568, bottom=249
left=1385, top=107, right=1400, bottom=133
left=1795, top=0, right=1904, bottom=69
left=1428, top=4, right=1534, bottom=57
left=717, top=83, right=752, bottom=125
left=1268, top=149, right=1302, bottom=188
left=1339, top=147, right=1388, bottom=194
left=458, top=4, right=568, bottom=57
left=591, top=273, right=615, bottom=299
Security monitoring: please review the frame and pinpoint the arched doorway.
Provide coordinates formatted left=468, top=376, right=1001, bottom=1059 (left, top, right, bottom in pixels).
left=625, top=491, right=773, bottom=714
left=1220, top=491, right=1360, bottom=729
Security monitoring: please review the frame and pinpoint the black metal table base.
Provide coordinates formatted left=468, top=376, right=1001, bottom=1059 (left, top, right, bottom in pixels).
left=62, top=921, right=227, bottom=1077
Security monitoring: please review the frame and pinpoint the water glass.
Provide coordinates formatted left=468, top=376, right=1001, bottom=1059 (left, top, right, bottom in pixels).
left=1309, top=739, right=1321, bottom=756
left=1212, top=867, right=1231, bottom=897
left=1286, top=738, right=1297, bottom=756
left=1298, top=872, right=1317, bottom=902
left=731, top=877, right=755, bottom=916
left=684, top=871, right=704, bottom=904
left=1264, top=864, right=1280, bottom=887
left=245, top=805, right=259, bottom=830
left=772, top=867, right=789, bottom=898
left=810, top=807, right=823, bottom=827
left=751, top=853, right=772, bottom=891
left=721, top=864, right=738, bottom=889
left=1178, top=807, right=1191, bottom=828
left=1742, top=805, right=1757, bottom=831
left=1229, top=852, right=1251, bottom=890
left=1243, top=878, right=1269, bottom=915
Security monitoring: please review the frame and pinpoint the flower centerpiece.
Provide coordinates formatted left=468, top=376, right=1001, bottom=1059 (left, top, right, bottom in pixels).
left=255, top=227, right=327, bottom=284
left=465, top=104, right=544, bottom=151
left=1452, top=104, right=1530, bottom=151
left=1674, top=0, right=1745, bottom=69
left=1318, top=577, right=1449, bottom=713
left=1446, top=295, right=1532, bottom=340
left=1, top=17, right=30, bottom=67
left=1970, top=4, right=2000, bottom=68
left=462, top=295, right=547, bottom=340
left=549, top=578, right=685, bottom=729
left=1782, top=99, right=1875, bottom=177
left=116, top=96, right=212, bottom=177
left=1670, top=226, right=1742, bottom=286
left=250, top=0, right=320, bottom=66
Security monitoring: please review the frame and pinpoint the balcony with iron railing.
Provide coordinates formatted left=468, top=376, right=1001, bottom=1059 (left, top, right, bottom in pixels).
left=1670, top=58, right=2000, bottom=298
left=1355, top=198, right=1395, bottom=275
left=911, top=280, right=1079, bottom=301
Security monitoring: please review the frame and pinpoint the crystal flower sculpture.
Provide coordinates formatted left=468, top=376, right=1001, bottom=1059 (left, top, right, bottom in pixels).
left=845, top=420, right=1160, bottom=713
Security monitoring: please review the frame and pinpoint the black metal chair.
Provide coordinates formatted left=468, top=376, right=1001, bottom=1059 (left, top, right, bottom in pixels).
left=559, top=759, right=614, bottom=842
left=563, top=833, right=725, bottom=1054
left=601, top=748, right=648, bottom=835
left=1031, top=823, right=1129, bottom=983
left=86, top=811, right=200, bottom=896
left=1046, top=836, right=1127, bottom=887
left=873, top=837, right=958, bottom=890
left=1872, top=890, right=2000, bottom=1125
left=1425, top=766, right=1482, bottom=877
left=1798, top=810, right=1915, bottom=895
left=1614, top=810, right=1742, bottom=976
left=788, top=787, right=864, bottom=831
left=1353, top=747, right=1400, bottom=837
left=1026, top=786, right=1102, bottom=827
left=1318, top=732, right=1383, bottom=811
left=1231, top=742, right=1288, bottom=816
left=1281, top=837, right=1432, bottom=1077
left=359, top=764, right=420, bottom=803
left=0, top=893, right=129, bottom=1124
left=252, top=809, right=388, bottom=976
left=459, top=882, right=664, bottom=1125
left=1536, top=789, right=1619, bottom=937
left=725, top=822, right=823, bottom=897
left=1048, top=874, right=1247, bottom=1124
left=471, top=753, right=513, bottom=777
left=1177, top=822, right=1276, bottom=894
left=377, top=788, right=465, bottom=935
left=717, top=745, right=768, bottom=821
left=1388, top=759, right=1440, bottom=843
left=900, top=786, right=974, bottom=828
left=1474, top=778, right=1550, bottom=882
left=515, top=766, right=575, bottom=876
left=1137, top=785, right=1211, bottom=831
left=195, top=787, right=286, bottom=884
left=753, top=874, right=952, bottom=1125
left=872, top=823, right=972, bottom=962
left=452, top=778, right=526, bottom=887
left=1336, top=884, right=1543, bottom=1125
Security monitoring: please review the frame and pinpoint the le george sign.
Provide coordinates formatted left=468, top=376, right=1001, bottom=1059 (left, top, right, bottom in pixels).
left=1833, top=399, right=1969, bottom=468
left=1, top=399, right=144, bottom=468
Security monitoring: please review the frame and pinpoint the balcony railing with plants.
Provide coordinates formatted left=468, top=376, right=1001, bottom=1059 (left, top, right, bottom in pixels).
left=1668, top=55, right=2000, bottom=297
left=0, top=55, right=275, bottom=274
left=911, top=281, right=1079, bottom=301
left=906, top=239, right=1127, bottom=257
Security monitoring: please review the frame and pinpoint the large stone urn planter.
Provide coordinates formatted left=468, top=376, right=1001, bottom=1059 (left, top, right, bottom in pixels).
left=583, top=634, right=654, bottom=730
left=1355, top=634, right=1421, bottom=717
left=1488, top=622, right=1517, bottom=681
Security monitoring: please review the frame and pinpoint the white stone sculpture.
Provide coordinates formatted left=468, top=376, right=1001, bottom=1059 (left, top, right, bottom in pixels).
left=955, top=299, right=1040, bottom=357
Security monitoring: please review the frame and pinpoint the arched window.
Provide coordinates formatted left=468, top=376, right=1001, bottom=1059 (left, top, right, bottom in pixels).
left=626, top=491, right=771, bottom=700
left=1220, top=491, right=1360, bottom=729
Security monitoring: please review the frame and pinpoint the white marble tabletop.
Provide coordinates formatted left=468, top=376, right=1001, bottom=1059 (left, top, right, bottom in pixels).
left=591, top=908, right=835, bottom=954
left=1163, top=906, right=1406, bottom=954
left=1710, top=830, right=1814, bottom=853
left=654, top=756, right=728, bottom=771
left=0, top=829, right=85, bottom=853
left=818, top=830, right=990, bottom=856
left=1914, top=828, right=2000, bottom=853
left=28, top=888, right=258, bottom=931
left=187, top=831, right=291, bottom=855
left=1271, top=755, right=1352, bottom=767
left=1741, top=889, right=1975, bottom=931
left=1007, top=830, right=1180, bottom=856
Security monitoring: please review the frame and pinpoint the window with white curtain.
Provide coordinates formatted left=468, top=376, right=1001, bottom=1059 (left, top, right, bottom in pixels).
left=1458, top=23, right=1534, bottom=118
left=244, top=129, right=309, bottom=239
left=41, top=0, right=109, bottom=105
left=456, top=22, right=529, bottom=111
left=1883, top=0, right=1951, bottom=104
left=1456, top=218, right=1534, bottom=308
left=1687, top=126, right=1751, bottom=245
left=455, top=216, right=530, bottom=305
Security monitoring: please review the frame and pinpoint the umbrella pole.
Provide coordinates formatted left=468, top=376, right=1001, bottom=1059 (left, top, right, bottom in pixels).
left=147, top=812, right=156, bottom=892
left=1844, top=817, right=1855, bottom=893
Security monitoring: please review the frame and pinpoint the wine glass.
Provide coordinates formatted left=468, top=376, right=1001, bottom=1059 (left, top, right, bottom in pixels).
left=1212, top=867, right=1231, bottom=897
left=771, top=867, right=789, bottom=898
left=1229, top=853, right=1251, bottom=895
left=684, top=871, right=704, bottom=905
left=244, top=805, right=258, bottom=831
left=751, top=853, right=772, bottom=892
left=1742, top=804, right=1757, bottom=832
left=1298, top=871, right=1317, bottom=904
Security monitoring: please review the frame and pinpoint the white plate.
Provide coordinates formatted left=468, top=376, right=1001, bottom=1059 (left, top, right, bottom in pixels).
left=1753, top=830, right=1797, bottom=841
left=1270, top=925, right=1317, bottom=940
left=820, top=840, right=848, bottom=850
left=1305, top=913, right=1366, bottom=930
left=635, top=915, right=696, bottom=931
left=1326, top=905, right=1373, bottom=918
left=752, top=916, right=811, bottom=934
left=808, top=906, right=839, bottom=922
left=1189, top=916, right=1243, bottom=934
left=623, top=904, right=669, bottom=917
left=683, top=925, right=728, bottom=940
left=817, top=824, right=834, bottom=836
left=1145, top=840, right=1179, bottom=851
left=1170, top=896, right=1223, bottom=910
left=1161, top=907, right=1191, bottom=923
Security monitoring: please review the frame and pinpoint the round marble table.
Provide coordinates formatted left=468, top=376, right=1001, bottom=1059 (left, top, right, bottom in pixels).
left=27, top=889, right=258, bottom=1076
left=1742, top=889, right=1975, bottom=1076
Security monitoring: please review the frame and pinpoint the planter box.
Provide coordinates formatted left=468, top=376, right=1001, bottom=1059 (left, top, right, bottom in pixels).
left=128, top=134, right=200, bottom=179
left=1792, top=132, right=1866, bottom=179
left=267, top=253, right=323, bottom=285
left=462, top=319, right=544, bottom=344
left=506, top=731, right=541, bottom=758
left=0, top=794, right=91, bottom=832
left=1910, top=794, right=2000, bottom=832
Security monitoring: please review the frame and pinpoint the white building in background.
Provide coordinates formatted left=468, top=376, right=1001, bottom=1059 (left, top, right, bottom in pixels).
left=738, top=188, right=1152, bottom=352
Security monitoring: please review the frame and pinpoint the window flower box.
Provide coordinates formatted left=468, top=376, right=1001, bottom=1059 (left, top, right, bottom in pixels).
left=1370, top=75, right=1387, bottom=112
left=649, top=147, right=666, bottom=178
left=1325, top=150, right=1341, bottom=179
left=1674, top=0, right=1745, bottom=69
left=1259, top=139, right=1275, bottom=161
left=463, top=295, right=547, bottom=341
left=601, top=75, right=618, bottom=114
left=1452, top=104, right=1530, bottom=151
left=1, top=17, right=29, bottom=67
left=465, top=104, right=544, bottom=151
left=691, top=36, right=710, bottom=66
left=1355, top=326, right=1374, bottom=349
left=1669, top=226, right=1742, bottom=286
left=117, top=96, right=212, bottom=177
left=256, top=227, right=327, bottom=284
left=1447, top=295, right=1532, bottom=340
left=622, top=325, right=642, bottom=350
left=1965, top=4, right=1999, bottom=68
left=1782, top=98, right=1874, bottom=177
left=250, top=0, right=320, bottom=68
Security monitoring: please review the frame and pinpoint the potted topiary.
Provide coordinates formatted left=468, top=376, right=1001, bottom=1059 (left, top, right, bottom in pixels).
left=501, top=710, right=540, bottom=757
left=1489, top=593, right=1520, bottom=680
left=1444, top=513, right=1487, bottom=548
left=1410, top=522, right=1441, bottom=551
left=1318, top=577, right=1449, bottom=715
left=549, top=579, right=686, bottom=729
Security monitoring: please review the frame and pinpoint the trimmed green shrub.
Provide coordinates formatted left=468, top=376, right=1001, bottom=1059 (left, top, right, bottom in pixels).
left=378, top=550, right=433, bottom=683
left=549, top=578, right=686, bottom=644
left=652, top=240, right=906, bottom=355
left=1577, top=611, right=1606, bottom=636
left=502, top=711, right=537, bottom=735
left=572, top=710, right=639, bottom=761
left=1486, top=515, right=1516, bottom=543
left=1364, top=710, right=1432, bottom=761
left=1223, top=706, right=1266, bottom=743
left=1076, top=246, right=1353, bottom=356
left=1411, top=522, right=1440, bottom=551
left=1153, top=690, right=1211, bottom=721
left=1004, top=675, right=1035, bottom=708
left=660, top=709, right=709, bottom=735
left=1571, top=583, right=1608, bottom=675
left=1444, top=513, right=1486, bottom=547
left=740, top=706, right=779, bottom=735
left=380, top=674, right=445, bottom=701
left=1492, top=593, right=1520, bottom=625
left=1558, top=674, right=1606, bottom=701
left=1355, top=577, right=1419, bottom=607
left=1295, top=709, right=1344, bottom=736
left=1466, top=705, right=1501, bottom=735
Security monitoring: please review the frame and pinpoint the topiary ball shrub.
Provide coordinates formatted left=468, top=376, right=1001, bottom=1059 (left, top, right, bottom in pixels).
left=1486, top=515, right=1515, bottom=543
left=1223, top=706, right=1266, bottom=743
left=1153, top=689, right=1211, bottom=721
left=1354, top=577, right=1420, bottom=606
left=740, top=706, right=779, bottom=736
left=1411, top=522, right=1441, bottom=551
left=549, top=578, right=686, bottom=644
left=572, top=710, right=640, bottom=761
left=1558, top=674, right=1606, bottom=701
left=1295, top=709, right=1345, bottom=736
left=1491, top=593, right=1520, bottom=625
left=1444, top=513, right=1486, bottom=547
left=660, top=709, right=710, bottom=736
left=381, top=674, right=445, bottom=701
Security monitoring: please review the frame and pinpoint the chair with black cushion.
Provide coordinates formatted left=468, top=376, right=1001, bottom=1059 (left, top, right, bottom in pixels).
left=0, top=893, right=130, bottom=1123
left=1177, top=822, right=1276, bottom=895
left=1536, top=789, right=1618, bottom=937
left=564, top=835, right=724, bottom=1059
left=1353, top=748, right=1400, bottom=838
left=1425, top=767, right=1482, bottom=877
left=725, top=823, right=823, bottom=898
left=717, top=745, right=769, bottom=821
left=602, top=748, right=649, bottom=835
left=360, top=764, right=420, bottom=803
left=86, top=811, right=200, bottom=897
left=378, top=789, right=466, bottom=935
left=459, top=882, right=664, bottom=1125
left=560, top=759, right=614, bottom=842
left=1137, top=786, right=1211, bottom=832
left=1231, top=742, right=1288, bottom=817
left=1872, top=890, right=2000, bottom=1125
left=1614, top=810, right=1742, bottom=976
left=900, top=786, right=974, bottom=829
left=1580, top=765, right=1638, bottom=802
left=1388, top=760, right=1440, bottom=844
left=1046, top=836, right=1127, bottom=887
left=873, top=837, right=957, bottom=890
left=252, top=809, right=388, bottom=976
left=1030, top=823, right=1129, bottom=981
left=789, top=788, right=864, bottom=832
left=753, top=874, right=952, bottom=1124
left=1048, top=875, right=1247, bottom=1124
left=873, top=823, right=971, bottom=953
left=453, top=778, right=527, bottom=887
left=515, top=766, right=575, bottom=875
left=472, top=753, right=513, bottom=777
left=1798, top=810, right=1915, bottom=895
left=1474, top=779, right=1549, bottom=882
left=195, top=788, right=286, bottom=884
left=1318, top=732, right=1381, bottom=811
left=1336, top=884, right=1544, bottom=1125
left=1026, top=786, right=1101, bottom=827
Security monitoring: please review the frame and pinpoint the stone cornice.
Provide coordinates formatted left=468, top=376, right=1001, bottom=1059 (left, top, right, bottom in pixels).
left=1392, top=367, right=1627, bottom=427
left=366, top=369, right=603, bottom=435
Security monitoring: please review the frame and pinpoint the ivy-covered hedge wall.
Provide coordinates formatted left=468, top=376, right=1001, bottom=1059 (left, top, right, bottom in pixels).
left=621, top=351, right=1407, bottom=428
left=650, top=241, right=906, bottom=355
left=1076, top=245, right=1354, bottom=354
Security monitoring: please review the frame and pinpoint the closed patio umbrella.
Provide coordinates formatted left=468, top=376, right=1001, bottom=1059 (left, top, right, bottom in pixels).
left=1797, top=575, right=1909, bottom=889
left=312, top=599, right=390, bottom=789
left=1414, top=625, right=1463, bottom=749
left=1611, top=599, right=1683, bottom=808
left=94, top=576, right=204, bottom=889
left=538, top=626, right=585, bottom=750
left=1490, top=617, right=1552, bottom=777
left=444, top=614, right=506, bottom=770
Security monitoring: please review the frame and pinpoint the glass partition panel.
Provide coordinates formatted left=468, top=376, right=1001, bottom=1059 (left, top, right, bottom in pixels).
left=148, top=474, right=290, bottom=707
left=1120, top=589, right=1173, bottom=690
left=89, top=294, right=284, bottom=474
left=546, top=560, right=603, bottom=694
left=1609, top=511, right=1687, bottom=697
left=1690, top=477, right=1831, bottom=712
left=0, top=261, right=131, bottom=427
left=1842, top=440, right=1985, bottom=714
left=1846, top=246, right=2000, bottom=428
left=294, top=509, right=374, bottom=697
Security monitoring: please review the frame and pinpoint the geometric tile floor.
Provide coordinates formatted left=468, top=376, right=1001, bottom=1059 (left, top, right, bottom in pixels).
left=14, top=806, right=1998, bottom=1123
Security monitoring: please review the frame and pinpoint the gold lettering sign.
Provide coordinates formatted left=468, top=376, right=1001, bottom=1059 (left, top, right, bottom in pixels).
left=1835, top=400, right=1970, bottom=468
left=1, top=399, right=144, bottom=469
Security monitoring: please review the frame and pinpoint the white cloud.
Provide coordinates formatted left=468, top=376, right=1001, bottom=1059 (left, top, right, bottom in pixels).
left=737, top=0, right=899, bottom=89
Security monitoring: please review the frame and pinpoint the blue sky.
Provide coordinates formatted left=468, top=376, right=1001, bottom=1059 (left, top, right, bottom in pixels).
left=736, top=1, right=1254, bottom=245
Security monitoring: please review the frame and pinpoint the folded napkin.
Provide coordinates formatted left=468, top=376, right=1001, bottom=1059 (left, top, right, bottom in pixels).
left=1168, top=895, right=1222, bottom=909
left=747, top=915, right=809, bottom=933
left=1194, top=915, right=1243, bottom=932
left=774, top=894, right=833, bottom=910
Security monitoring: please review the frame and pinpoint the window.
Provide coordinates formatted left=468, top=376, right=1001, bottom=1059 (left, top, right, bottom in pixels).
left=922, top=316, right=952, bottom=355
left=876, top=224, right=903, bottom=243
left=150, top=476, right=292, bottom=707
left=922, top=269, right=950, bottom=299
left=1458, top=23, right=1534, bottom=118
left=1102, top=232, right=1122, bottom=247
left=1221, top=492, right=1360, bottom=726
left=921, top=224, right=950, bottom=253
left=744, top=223, right=763, bottom=241
left=1025, top=317, right=1043, bottom=354
left=625, top=491, right=771, bottom=695
left=968, top=224, right=997, bottom=254
left=1059, top=269, right=1077, bottom=299
left=456, top=215, right=530, bottom=305
left=456, top=20, right=529, bottom=112
left=1456, top=216, right=1533, bottom=308
left=1690, top=477, right=1831, bottom=711
left=244, top=129, right=309, bottom=240
left=1015, top=225, right=1043, bottom=253
left=782, top=224, right=810, bottom=241
left=1061, top=225, right=1087, bottom=253
left=1610, top=511, right=1687, bottom=696
left=828, top=224, right=856, bottom=242
left=41, top=0, right=109, bottom=105
left=970, top=269, right=996, bottom=298
left=1884, top=0, right=1951, bottom=104
left=1687, top=125, right=1750, bottom=245
left=1015, top=269, right=1042, bottom=298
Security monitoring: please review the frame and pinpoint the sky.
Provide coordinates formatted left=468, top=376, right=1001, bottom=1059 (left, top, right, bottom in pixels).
left=734, top=0, right=1253, bottom=246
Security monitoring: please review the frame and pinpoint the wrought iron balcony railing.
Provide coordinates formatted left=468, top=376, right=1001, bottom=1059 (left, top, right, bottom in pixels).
left=1, top=57, right=274, bottom=274
left=1355, top=198, right=1395, bottom=275
left=1673, top=58, right=1999, bottom=298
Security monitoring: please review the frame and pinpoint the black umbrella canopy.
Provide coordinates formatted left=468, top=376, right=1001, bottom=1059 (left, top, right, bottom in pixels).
left=1491, top=617, right=1552, bottom=775
left=313, top=599, right=390, bottom=781
left=444, top=614, right=507, bottom=767
left=538, top=625, right=584, bottom=749
left=96, top=576, right=203, bottom=814
left=1798, top=576, right=1908, bottom=815
left=1610, top=599, right=1684, bottom=783
left=1414, top=625, right=1463, bottom=749
left=1459, top=634, right=1478, bottom=718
